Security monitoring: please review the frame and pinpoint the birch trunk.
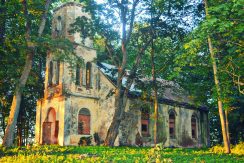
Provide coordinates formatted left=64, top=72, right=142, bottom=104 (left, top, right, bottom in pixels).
left=225, top=110, right=230, bottom=147
left=2, top=0, right=51, bottom=147
left=204, top=0, right=230, bottom=153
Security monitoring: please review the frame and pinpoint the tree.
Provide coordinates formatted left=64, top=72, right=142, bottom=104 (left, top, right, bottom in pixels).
left=72, top=0, right=195, bottom=146
left=2, top=0, right=51, bottom=147
left=172, top=0, right=243, bottom=152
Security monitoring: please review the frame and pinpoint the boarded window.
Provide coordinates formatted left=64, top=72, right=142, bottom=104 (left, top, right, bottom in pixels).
left=48, top=61, right=53, bottom=85
left=141, top=108, right=149, bottom=136
left=169, top=112, right=175, bottom=138
left=191, top=115, right=197, bottom=139
left=86, top=62, right=92, bottom=89
left=78, top=108, right=90, bottom=135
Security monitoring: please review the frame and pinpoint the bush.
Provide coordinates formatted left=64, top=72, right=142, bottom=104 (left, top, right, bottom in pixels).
left=210, top=142, right=244, bottom=155
left=209, top=144, right=225, bottom=153
left=232, top=142, right=244, bottom=155
left=78, top=136, right=92, bottom=146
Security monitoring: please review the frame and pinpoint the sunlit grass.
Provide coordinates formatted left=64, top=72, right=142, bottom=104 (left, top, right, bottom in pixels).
left=0, top=143, right=243, bottom=162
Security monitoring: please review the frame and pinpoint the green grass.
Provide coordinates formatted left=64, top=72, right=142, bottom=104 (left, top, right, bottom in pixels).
left=0, top=145, right=243, bottom=163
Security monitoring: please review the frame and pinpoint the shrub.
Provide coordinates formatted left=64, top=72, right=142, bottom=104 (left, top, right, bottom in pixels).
left=232, top=142, right=244, bottom=155
left=210, top=142, right=244, bottom=155
left=209, top=144, right=225, bottom=153
left=78, top=136, right=92, bottom=146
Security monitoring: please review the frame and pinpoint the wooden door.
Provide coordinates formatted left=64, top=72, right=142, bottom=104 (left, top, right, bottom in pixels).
left=42, top=122, right=52, bottom=144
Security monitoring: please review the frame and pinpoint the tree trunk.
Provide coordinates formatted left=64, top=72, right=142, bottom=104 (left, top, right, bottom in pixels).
left=104, top=45, right=150, bottom=146
left=104, top=1, right=129, bottom=146
left=204, top=0, right=231, bottom=153
left=17, top=113, right=22, bottom=147
left=225, top=110, right=230, bottom=146
left=2, top=53, right=34, bottom=147
left=2, top=0, right=51, bottom=147
left=151, top=41, right=158, bottom=146
left=104, top=90, right=126, bottom=146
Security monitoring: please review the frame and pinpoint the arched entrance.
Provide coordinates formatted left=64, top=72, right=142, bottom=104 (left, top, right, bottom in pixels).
left=42, top=108, right=59, bottom=144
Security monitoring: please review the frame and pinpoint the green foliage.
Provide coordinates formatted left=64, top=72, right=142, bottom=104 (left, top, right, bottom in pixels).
left=0, top=145, right=244, bottom=162
left=171, top=0, right=243, bottom=145
left=210, top=142, right=244, bottom=155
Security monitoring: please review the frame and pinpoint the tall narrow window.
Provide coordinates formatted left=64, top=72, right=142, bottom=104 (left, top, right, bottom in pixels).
left=78, top=108, right=90, bottom=135
left=48, top=61, right=53, bottom=85
left=56, top=61, right=60, bottom=85
left=76, top=64, right=81, bottom=85
left=56, top=16, right=62, bottom=36
left=191, top=115, right=197, bottom=139
left=169, top=112, right=175, bottom=138
left=86, top=62, right=91, bottom=88
left=54, top=120, right=59, bottom=138
left=141, top=108, right=149, bottom=136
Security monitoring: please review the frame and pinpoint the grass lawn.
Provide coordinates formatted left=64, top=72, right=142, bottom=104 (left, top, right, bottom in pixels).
left=0, top=145, right=244, bottom=163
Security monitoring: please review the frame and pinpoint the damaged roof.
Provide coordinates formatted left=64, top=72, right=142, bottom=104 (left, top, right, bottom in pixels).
left=97, top=62, right=208, bottom=112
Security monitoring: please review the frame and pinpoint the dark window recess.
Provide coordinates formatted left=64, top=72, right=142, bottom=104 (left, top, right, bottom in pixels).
left=169, top=128, right=174, bottom=138
left=48, top=61, right=53, bottom=85
left=142, top=124, right=148, bottom=132
left=54, top=120, right=59, bottom=138
left=56, top=61, right=60, bottom=85
left=192, top=130, right=195, bottom=138
left=191, top=115, right=197, bottom=139
left=141, top=108, right=149, bottom=136
left=169, top=112, right=175, bottom=138
left=76, top=64, right=81, bottom=85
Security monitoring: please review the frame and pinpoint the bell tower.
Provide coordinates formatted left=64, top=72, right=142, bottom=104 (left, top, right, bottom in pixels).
left=52, top=2, right=93, bottom=47
left=36, top=2, right=99, bottom=146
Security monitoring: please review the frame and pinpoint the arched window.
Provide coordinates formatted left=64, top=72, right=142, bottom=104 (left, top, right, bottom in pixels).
left=48, top=61, right=53, bottom=85
left=86, top=62, right=92, bottom=88
left=141, top=108, right=149, bottom=136
left=56, top=61, right=60, bottom=85
left=191, top=115, right=197, bottom=139
left=169, top=111, right=175, bottom=138
left=76, top=64, right=82, bottom=86
left=78, top=108, right=90, bottom=135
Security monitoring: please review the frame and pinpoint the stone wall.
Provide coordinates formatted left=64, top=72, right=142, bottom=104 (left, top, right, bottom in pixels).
left=118, top=100, right=208, bottom=147
left=66, top=70, right=117, bottom=145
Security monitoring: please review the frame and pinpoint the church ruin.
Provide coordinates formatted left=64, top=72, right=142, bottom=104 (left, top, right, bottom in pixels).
left=35, top=2, right=209, bottom=147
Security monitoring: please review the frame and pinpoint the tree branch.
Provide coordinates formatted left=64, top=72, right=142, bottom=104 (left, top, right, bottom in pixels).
left=126, top=0, right=139, bottom=44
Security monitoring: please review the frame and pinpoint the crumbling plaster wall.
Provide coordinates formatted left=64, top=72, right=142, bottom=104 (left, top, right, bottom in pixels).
left=118, top=100, right=207, bottom=147
left=65, top=70, right=117, bottom=145
left=35, top=96, right=65, bottom=146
